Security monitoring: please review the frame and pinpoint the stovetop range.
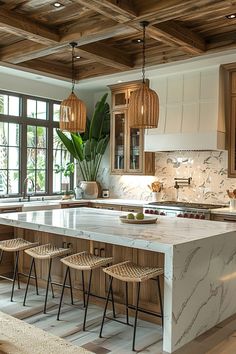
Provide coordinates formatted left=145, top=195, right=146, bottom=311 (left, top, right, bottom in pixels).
left=143, top=201, right=227, bottom=220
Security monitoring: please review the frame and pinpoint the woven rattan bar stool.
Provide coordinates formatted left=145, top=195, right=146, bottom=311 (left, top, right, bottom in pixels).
left=99, top=260, right=164, bottom=352
left=0, top=238, right=39, bottom=302
left=23, top=243, right=71, bottom=314
left=57, top=251, right=113, bottom=331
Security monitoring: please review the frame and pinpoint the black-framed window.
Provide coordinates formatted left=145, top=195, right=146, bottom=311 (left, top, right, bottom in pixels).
left=0, top=90, right=72, bottom=197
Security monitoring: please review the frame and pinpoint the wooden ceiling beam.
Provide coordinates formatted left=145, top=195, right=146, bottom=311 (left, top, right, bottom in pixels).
left=18, top=59, right=72, bottom=80
left=73, top=0, right=206, bottom=55
left=0, top=8, right=60, bottom=45
left=73, top=0, right=137, bottom=22
left=0, top=23, right=135, bottom=64
left=147, top=21, right=206, bottom=54
left=77, top=42, right=133, bottom=69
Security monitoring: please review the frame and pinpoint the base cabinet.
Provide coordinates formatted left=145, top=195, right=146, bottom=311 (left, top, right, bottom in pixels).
left=211, top=213, right=236, bottom=222
left=12, top=227, right=163, bottom=324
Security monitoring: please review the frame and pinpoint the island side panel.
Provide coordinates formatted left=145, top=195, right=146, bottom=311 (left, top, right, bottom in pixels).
left=169, top=230, right=236, bottom=353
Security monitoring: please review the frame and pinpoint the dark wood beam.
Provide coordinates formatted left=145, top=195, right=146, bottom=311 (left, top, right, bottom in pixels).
left=77, top=42, right=133, bottom=69
left=147, top=21, right=206, bottom=54
left=0, top=23, right=136, bottom=64
left=73, top=0, right=137, bottom=22
left=0, top=8, right=59, bottom=44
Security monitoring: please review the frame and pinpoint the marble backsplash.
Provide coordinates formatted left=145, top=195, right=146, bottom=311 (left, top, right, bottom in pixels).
left=97, top=150, right=236, bottom=205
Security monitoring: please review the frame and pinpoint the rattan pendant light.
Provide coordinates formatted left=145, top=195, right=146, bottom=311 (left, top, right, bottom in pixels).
left=60, top=42, right=86, bottom=132
left=128, top=22, right=159, bottom=129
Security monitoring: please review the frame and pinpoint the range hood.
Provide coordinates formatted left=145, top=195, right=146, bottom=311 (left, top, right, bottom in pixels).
left=144, top=66, right=226, bottom=151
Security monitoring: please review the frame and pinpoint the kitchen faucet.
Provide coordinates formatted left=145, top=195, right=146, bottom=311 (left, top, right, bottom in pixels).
left=23, top=178, right=34, bottom=200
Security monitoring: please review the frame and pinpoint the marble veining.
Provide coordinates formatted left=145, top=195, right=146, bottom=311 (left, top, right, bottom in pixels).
left=97, top=150, right=235, bottom=205
left=1, top=208, right=236, bottom=353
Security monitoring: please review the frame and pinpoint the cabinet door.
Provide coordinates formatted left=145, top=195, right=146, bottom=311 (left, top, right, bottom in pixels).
left=126, top=126, right=144, bottom=173
left=112, top=89, right=128, bottom=108
left=111, top=111, right=126, bottom=173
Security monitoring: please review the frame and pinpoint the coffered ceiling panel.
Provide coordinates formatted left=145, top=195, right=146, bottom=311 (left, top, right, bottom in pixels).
left=0, top=0, right=236, bottom=81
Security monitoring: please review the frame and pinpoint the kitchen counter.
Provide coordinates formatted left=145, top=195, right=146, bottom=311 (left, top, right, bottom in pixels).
left=210, top=206, right=236, bottom=215
left=0, top=207, right=236, bottom=353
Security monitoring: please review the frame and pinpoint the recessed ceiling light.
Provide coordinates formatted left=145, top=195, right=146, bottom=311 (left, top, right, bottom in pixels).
left=76, top=56, right=81, bottom=59
left=52, top=2, right=64, bottom=8
left=117, top=80, right=123, bottom=83
left=132, top=39, right=143, bottom=44
left=226, top=13, right=236, bottom=19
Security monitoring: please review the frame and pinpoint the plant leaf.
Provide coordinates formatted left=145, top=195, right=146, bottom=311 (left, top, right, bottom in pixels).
left=89, top=93, right=109, bottom=141
left=71, top=133, right=84, bottom=161
left=56, top=129, right=79, bottom=159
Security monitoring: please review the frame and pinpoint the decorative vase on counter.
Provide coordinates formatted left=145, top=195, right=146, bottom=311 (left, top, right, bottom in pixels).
left=151, top=191, right=161, bottom=202
left=79, top=181, right=99, bottom=199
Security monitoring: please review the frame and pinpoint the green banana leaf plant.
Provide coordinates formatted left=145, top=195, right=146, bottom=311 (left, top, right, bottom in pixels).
left=56, top=93, right=110, bottom=181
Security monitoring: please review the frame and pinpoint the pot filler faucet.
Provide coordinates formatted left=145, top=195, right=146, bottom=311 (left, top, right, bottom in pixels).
left=23, top=178, right=34, bottom=200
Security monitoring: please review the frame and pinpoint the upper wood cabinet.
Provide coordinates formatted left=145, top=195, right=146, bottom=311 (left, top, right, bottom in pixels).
left=223, top=65, right=236, bottom=177
left=108, top=81, right=155, bottom=175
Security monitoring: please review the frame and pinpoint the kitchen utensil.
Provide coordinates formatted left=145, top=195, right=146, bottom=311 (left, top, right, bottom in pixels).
left=227, top=190, right=235, bottom=199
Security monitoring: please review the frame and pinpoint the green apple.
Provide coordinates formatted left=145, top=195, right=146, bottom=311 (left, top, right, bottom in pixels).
left=136, top=212, right=144, bottom=220
left=127, top=213, right=135, bottom=219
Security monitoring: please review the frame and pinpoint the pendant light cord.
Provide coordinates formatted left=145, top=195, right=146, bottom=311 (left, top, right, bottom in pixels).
left=70, top=42, right=77, bottom=93
left=142, top=22, right=146, bottom=84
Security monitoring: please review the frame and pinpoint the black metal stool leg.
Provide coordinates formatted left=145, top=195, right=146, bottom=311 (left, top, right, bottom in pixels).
left=132, top=282, right=141, bottom=352
left=10, top=251, right=19, bottom=302
left=125, top=282, right=129, bottom=325
left=33, top=259, right=39, bottom=295
left=99, top=276, right=113, bottom=338
left=16, top=252, right=21, bottom=289
left=83, top=270, right=93, bottom=331
left=44, top=258, right=52, bottom=314
left=23, top=257, right=34, bottom=306
left=110, top=280, right=116, bottom=318
left=68, top=267, right=74, bottom=305
left=57, top=266, right=69, bottom=320
left=157, top=276, right=164, bottom=327
left=81, top=270, right=86, bottom=308
left=49, top=273, right=55, bottom=298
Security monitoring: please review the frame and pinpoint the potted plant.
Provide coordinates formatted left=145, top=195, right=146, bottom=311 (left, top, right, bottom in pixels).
left=55, top=162, right=75, bottom=199
left=56, top=93, right=110, bottom=199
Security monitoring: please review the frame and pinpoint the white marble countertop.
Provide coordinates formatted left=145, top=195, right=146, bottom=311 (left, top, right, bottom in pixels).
left=0, top=207, right=236, bottom=253
left=0, top=198, right=147, bottom=210
left=210, top=207, right=236, bottom=215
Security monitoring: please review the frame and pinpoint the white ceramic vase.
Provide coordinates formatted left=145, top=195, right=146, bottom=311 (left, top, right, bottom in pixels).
left=79, top=181, right=99, bottom=199
left=151, top=191, right=161, bottom=202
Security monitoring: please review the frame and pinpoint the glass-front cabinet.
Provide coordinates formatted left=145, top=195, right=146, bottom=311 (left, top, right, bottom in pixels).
left=109, top=81, right=154, bottom=175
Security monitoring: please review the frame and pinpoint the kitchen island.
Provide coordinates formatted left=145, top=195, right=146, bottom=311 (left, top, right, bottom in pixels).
left=0, top=207, right=236, bottom=353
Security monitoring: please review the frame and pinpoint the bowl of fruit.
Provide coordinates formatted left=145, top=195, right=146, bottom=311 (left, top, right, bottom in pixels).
left=119, top=212, right=157, bottom=224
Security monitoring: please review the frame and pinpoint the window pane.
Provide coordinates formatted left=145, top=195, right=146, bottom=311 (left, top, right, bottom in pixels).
left=9, top=124, right=19, bottom=146
left=0, top=170, right=7, bottom=195
left=53, top=104, right=60, bottom=121
left=37, top=149, right=46, bottom=169
left=27, top=126, right=36, bottom=147
left=0, top=95, right=8, bottom=114
left=0, top=122, right=8, bottom=145
left=37, top=126, right=46, bottom=148
left=8, top=170, right=19, bottom=194
left=36, top=170, right=46, bottom=192
left=8, top=147, right=19, bottom=169
left=37, top=101, right=47, bottom=120
left=27, top=99, right=36, bottom=118
left=53, top=171, right=61, bottom=192
left=27, top=148, right=36, bottom=169
left=0, top=147, right=7, bottom=169
left=9, top=96, right=20, bottom=116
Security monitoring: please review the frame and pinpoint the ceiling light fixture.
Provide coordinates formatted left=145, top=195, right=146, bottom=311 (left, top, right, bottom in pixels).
left=59, top=42, right=86, bottom=133
left=226, top=13, right=236, bottom=19
left=128, top=21, right=159, bottom=129
left=76, top=55, right=81, bottom=59
left=53, top=2, right=63, bottom=8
